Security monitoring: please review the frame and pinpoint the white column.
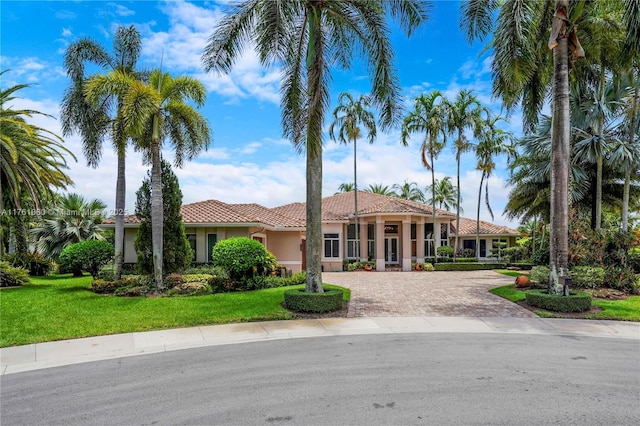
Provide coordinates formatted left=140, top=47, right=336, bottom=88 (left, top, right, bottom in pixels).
left=359, top=218, right=368, bottom=261
left=376, top=217, right=385, bottom=271
left=402, top=217, right=412, bottom=272
left=416, top=218, right=425, bottom=263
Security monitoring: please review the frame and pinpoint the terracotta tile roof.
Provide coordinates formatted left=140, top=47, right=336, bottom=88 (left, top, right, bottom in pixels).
left=103, top=199, right=305, bottom=229
left=319, top=191, right=456, bottom=219
left=453, top=216, right=520, bottom=236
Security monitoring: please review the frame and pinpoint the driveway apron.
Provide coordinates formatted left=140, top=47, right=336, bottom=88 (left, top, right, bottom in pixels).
left=324, top=270, right=537, bottom=318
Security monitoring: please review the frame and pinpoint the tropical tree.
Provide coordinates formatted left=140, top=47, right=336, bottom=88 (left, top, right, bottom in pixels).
left=329, top=92, right=377, bottom=260
left=134, top=160, right=192, bottom=276
left=365, top=183, right=397, bottom=197
left=444, top=89, right=484, bottom=258
left=335, top=183, right=355, bottom=194
left=401, top=90, right=447, bottom=261
left=392, top=180, right=425, bottom=202
left=1, top=74, right=74, bottom=254
left=474, top=115, right=515, bottom=258
left=202, top=0, right=429, bottom=292
left=427, top=177, right=459, bottom=212
left=618, top=69, right=640, bottom=231
left=30, top=193, right=106, bottom=260
left=61, top=25, right=143, bottom=281
left=87, top=69, right=211, bottom=290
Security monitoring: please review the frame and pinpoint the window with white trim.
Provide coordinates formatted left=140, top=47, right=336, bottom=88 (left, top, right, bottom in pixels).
left=346, top=224, right=360, bottom=258
left=424, top=223, right=435, bottom=257
left=324, top=233, right=340, bottom=258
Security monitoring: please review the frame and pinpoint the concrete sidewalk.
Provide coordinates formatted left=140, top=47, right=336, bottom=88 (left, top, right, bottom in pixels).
left=2, top=317, right=638, bottom=375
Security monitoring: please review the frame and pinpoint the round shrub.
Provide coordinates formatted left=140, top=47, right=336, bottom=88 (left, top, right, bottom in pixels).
left=525, top=290, right=592, bottom=313
left=212, top=237, right=277, bottom=288
left=529, top=265, right=550, bottom=286
left=164, top=273, right=185, bottom=289
left=165, top=282, right=212, bottom=297
left=58, top=240, right=114, bottom=278
left=283, top=288, right=344, bottom=313
left=436, top=245, right=454, bottom=258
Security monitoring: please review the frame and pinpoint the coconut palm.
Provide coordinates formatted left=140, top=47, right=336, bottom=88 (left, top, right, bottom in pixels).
left=61, top=25, right=142, bottom=280
left=1, top=76, right=74, bottom=254
left=401, top=90, right=447, bottom=261
left=474, top=115, right=515, bottom=258
left=202, top=0, right=429, bottom=292
left=365, top=183, right=397, bottom=197
left=329, top=92, right=377, bottom=260
left=392, top=180, right=425, bottom=202
left=427, top=177, right=459, bottom=212
left=30, top=193, right=106, bottom=260
left=619, top=70, right=640, bottom=231
left=444, top=89, right=484, bottom=259
left=86, top=69, right=211, bottom=290
left=335, top=183, right=355, bottom=194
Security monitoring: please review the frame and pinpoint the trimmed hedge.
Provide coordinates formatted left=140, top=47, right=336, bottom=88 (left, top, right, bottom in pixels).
left=283, top=288, right=344, bottom=313
left=434, top=262, right=506, bottom=271
left=525, top=290, right=592, bottom=313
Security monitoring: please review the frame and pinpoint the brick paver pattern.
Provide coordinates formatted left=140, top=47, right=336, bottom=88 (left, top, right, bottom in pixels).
left=324, top=270, right=537, bottom=318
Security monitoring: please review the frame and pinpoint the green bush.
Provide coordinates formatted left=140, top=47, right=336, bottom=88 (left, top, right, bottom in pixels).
left=530, top=265, right=550, bottom=286
left=260, top=271, right=307, bottom=289
left=89, top=278, right=137, bottom=294
left=58, top=240, right=114, bottom=278
left=455, top=257, right=478, bottom=262
left=114, top=285, right=150, bottom=297
left=183, top=273, right=214, bottom=284
left=211, top=237, right=277, bottom=289
left=0, top=260, right=30, bottom=287
left=283, top=288, right=344, bottom=313
left=183, top=264, right=227, bottom=276
left=530, top=249, right=550, bottom=266
left=423, top=263, right=434, bottom=271
left=164, top=273, right=185, bottom=289
left=436, top=245, right=454, bottom=258
left=525, top=290, right=592, bottom=313
left=628, top=252, right=640, bottom=274
left=569, top=266, right=605, bottom=289
left=2, top=252, right=54, bottom=276
left=165, top=282, right=212, bottom=297
left=97, top=267, right=115, bottom=281
left=433, top=262, right=506, bottom=271
left=604, top=266, right=639, bottom=293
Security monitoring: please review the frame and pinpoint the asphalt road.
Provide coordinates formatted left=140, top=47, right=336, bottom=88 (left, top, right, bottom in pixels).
left=2, top=333, right=638, bottom=425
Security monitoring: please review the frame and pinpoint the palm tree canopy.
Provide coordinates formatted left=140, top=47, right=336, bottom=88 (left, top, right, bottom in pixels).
left=401, top=90, right=447, bottom=170
left=365, top=183, right=397, bottom=197
left=329, top=92, right=377, bottom=145
left=427, top=177, right=460, bottom=212
left=202, top=0, right=430, bottom=154
left=392, top=180, right=425, bottom=202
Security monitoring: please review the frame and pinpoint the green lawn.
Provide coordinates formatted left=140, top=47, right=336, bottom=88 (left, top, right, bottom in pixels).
left=0, top=275, right=350, bottom=347
left=490, top=284, right=640, bottom=321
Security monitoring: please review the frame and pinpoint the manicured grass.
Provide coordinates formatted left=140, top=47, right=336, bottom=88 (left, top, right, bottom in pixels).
left=494, top=269, right=529, bottom=278
left=0, top=275, right=350, bottom=347
left=490, top=284, right=640, bottom=321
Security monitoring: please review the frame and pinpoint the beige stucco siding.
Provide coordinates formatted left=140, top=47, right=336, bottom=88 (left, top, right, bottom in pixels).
left=265, top=230, right=303, bottom=273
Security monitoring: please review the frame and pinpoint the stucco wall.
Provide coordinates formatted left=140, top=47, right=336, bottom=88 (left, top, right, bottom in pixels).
left=265, top=231, right=303, bottom=273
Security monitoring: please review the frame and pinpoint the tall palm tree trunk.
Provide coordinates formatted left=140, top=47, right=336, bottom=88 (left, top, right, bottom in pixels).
left=622, top=82, right=638, bottom=231
left=455, top=140, right=462, bottom=261
left=304, top=5, right=323, bottom=293
left=431, top=152, right=437, bottom=264
left=476, top=174, right=484, bottom=260
left=151, top=116, right=163, bottom=291
left=114, top=152, right=126, bottom=280
left=353, top=136, right=359, bottom=261
left=549, top=0, right=571, bottom=295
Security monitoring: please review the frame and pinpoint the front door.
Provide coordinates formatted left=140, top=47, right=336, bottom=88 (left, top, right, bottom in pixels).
left=384, top=237, right=398, bottom=264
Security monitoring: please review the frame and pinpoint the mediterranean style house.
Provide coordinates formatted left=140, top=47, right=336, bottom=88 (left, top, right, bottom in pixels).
left=104, top=191, right=520, bottom=272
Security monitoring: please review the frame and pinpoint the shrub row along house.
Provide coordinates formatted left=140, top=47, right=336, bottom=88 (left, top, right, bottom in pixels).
left=103, top=191, right=519, bottom=272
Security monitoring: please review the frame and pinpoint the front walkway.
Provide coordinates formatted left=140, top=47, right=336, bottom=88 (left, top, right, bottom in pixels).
left=324, top=270, right=538, bottom=318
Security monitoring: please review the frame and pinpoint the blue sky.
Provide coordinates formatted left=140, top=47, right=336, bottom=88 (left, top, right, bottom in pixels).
left=1, top=0, right=526, bottom=227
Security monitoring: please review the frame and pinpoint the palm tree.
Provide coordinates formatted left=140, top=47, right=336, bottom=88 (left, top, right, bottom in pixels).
left=445, top=89, right=484, bottom=259
left=401, top=90, right=447, bottom=262
left=474, top=115, right=515, bottom=258
left=365, top=183, right=397, bottom=197
left=87, top=69, right=211, bottom=290
left=1, top=75, right=74, bottom=254
left=461, top=0, right=640, bottom=293
left=427, top=177, right=459, bottom=212
left=30, top=193, right=106, bottom=260
left=619, top=70, right=639, bottom=231
left=61, top=25, right=142, bottom=281
left=335, top=183, right=355, bottom=194
left=329, top=92, right=377, bottom=260
left=202, top=0, right=429, bottom=292
left=392, top=180, right=425, bottom=202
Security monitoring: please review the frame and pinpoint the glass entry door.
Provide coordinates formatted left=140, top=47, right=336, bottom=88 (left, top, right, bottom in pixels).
left=384, top=237, right=398, bottom=264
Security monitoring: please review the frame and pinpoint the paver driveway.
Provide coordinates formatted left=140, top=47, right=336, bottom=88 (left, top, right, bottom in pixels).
left=324, top=270, right=537, bottom=318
